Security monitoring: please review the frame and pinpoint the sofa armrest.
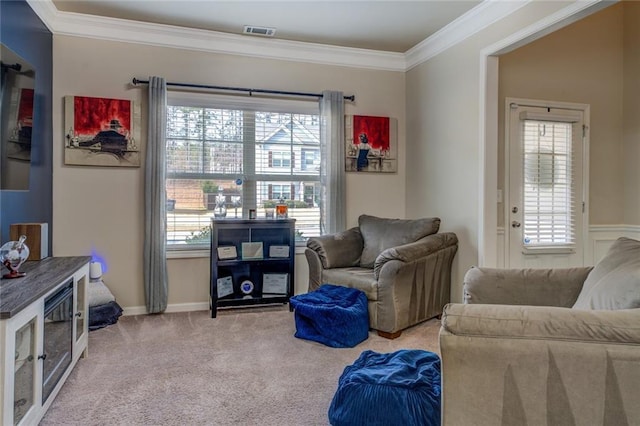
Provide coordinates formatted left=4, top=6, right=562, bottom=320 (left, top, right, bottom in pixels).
left=464, top=266, right=593, bottom=307
left=442, top=303, right=640, bottom=345
left=374, top=232, right=458, bottom=278
left=439, top=303, right=640, bottom=425
left=306, top=227, right=363, bottom=269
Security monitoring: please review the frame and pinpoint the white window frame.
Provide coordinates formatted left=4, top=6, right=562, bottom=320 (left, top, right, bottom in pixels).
left=165, top=92, right=320, bottom=253
left=271, top=151, right=291, bottom=168
left=270, top=184, right=291, bottom=200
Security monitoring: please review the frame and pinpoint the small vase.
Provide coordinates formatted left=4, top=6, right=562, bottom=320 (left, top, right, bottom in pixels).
left=0, top=235, right=30, bottom=278
left=275, top=203, right=288, bottom=219
left=214, top=203, right=227, bottom=218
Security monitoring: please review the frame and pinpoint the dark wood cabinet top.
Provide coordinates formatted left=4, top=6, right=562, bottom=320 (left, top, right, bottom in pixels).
left=0, top=256, right=91, bottom=319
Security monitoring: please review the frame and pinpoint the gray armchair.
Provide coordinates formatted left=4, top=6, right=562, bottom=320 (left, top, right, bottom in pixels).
left=439, top=237, right=640, bottom=425
left=305, top=215, right=458, bottom=338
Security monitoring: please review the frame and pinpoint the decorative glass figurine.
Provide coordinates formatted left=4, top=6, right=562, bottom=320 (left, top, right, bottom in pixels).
left=214, top=190, right=227, bottom=218
left=0, top=235, right=30, bottom=278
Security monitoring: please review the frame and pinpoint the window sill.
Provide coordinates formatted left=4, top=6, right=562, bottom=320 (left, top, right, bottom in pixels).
left=521, top=246, right=575, bottom=255
left=167, top=249, right=210, bottom=259
left=166, top=245, right=307, bottom=259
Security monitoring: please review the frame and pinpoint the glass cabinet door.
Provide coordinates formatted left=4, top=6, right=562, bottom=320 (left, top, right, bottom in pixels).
left=75, top=275, right=86, bottom=345
left=13, top=317, right=36, bottom=425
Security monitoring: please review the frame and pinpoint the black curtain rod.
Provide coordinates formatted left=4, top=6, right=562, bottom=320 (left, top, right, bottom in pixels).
left=1, top=62, right=22, bottom=72
left=132, top=78, right=355, bottom=102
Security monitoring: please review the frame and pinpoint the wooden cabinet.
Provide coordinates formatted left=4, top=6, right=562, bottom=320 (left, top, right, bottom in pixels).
left=0, top=257, right=90, bottom=425
left=210, top=219, right=295, bottom=317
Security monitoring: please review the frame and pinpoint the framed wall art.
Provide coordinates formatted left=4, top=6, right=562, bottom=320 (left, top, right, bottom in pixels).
left=64, top=95, right=141, bottom=167
left=345, top=115, right=397, bottom=173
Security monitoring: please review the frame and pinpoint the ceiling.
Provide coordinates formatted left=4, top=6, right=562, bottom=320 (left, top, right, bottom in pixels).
left=51, top=0, right=482, bottom=53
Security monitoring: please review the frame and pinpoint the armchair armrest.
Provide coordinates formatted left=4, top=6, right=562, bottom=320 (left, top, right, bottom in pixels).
left=442, top=303, right=640, bottom=345
left=374, top=232, right=458, bottom=278
left=306, top=227, right=363, bottom=269
left=464, top=266, right=593, bottom=307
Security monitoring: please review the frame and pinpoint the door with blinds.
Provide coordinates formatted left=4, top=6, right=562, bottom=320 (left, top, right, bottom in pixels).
left=506, top=99, right=588, bottom=268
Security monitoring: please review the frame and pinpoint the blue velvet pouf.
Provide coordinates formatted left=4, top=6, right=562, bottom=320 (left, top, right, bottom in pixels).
left=328, top=349, right=441, bottom=426
left=289, top=284, right=369, bottom=348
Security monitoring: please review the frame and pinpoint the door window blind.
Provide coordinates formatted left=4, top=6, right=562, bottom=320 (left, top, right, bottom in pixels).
left=521, top=119, right=576, bottom=248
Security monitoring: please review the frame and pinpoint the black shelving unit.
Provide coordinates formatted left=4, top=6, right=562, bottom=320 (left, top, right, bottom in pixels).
left=210, top=218, right=296, bottom=317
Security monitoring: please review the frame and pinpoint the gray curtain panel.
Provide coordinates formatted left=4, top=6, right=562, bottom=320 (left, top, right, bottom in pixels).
left=144, top=76, right=168, bottom=313
left=319, top=91, right=346, bottom=234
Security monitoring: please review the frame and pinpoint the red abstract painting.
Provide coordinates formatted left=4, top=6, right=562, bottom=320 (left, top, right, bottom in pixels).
left=73, top=96, right=131, bottom=136
left=353, top=115, right=390, bottom=150
left=65, top=95, right=140, bottom=167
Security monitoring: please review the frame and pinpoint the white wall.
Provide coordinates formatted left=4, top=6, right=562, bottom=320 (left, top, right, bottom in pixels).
left=405, top=1, right=585, bottom=303
left=51, top=36, right=406, bottom=311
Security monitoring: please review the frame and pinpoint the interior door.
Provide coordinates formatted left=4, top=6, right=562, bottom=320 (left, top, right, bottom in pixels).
left=506, top=100, right=588, bottom=268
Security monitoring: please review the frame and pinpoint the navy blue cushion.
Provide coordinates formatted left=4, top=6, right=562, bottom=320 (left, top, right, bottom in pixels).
left=89, top=301, right=123, bottom=331
left=328, top=350, right=441, bottom=426
left=290, top=284, right=369, bottom=348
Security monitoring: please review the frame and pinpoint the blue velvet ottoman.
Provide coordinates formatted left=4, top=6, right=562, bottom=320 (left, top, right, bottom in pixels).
left=328, top=350, right=441, bottom=426
left=289, top=284, right=369, bottom=348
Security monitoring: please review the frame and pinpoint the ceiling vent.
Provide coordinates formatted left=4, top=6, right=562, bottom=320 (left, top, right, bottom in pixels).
left=243, top=25, right=276, bottom=37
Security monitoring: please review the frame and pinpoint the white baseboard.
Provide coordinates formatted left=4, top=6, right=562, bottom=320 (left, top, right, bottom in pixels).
left=127, top=225, right=640, bottom=315
left=122, top=302, right=209, bottom=316
left=496, top=224, right=640, bottom=267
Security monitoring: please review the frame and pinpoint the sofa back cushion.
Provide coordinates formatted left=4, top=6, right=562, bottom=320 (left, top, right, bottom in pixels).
left=572, top=237, right=640, bottom=310
left=358, top=215, right=440, bottom=268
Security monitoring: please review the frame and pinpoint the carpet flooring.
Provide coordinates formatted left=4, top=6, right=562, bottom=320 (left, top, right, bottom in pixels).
left=41, top=306, right=441, bottom=426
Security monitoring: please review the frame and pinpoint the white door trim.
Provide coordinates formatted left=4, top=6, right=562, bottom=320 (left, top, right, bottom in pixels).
left=478, top=0, right=610, bottom=267
left=504, top=98, right=590, bottom=268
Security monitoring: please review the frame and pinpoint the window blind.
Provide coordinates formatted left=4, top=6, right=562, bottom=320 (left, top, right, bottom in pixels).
left=165, top=102, right=321, bottom=248
left=521, top=119, right=576, bottom=248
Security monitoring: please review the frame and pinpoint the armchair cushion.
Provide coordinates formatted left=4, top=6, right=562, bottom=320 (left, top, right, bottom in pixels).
left=358, top=215, right=440, bottom=268
left=322, top=267, right=378, bottom=301
left=573, top=237, right=640, bottom=310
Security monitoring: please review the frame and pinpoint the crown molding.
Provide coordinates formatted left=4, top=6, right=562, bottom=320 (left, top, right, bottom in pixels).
left=27, top=0, right=588, bottom=72
left=405, top=0, right=532, bottom=70
left=26, top=0, right=406, bottom=71
left=481, top=0, right=612, bottom=57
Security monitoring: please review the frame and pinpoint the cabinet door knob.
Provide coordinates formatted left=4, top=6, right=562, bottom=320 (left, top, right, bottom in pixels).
left=38, top=353, right=47, bottom=361
left=75, top=312, right=82, bottom=317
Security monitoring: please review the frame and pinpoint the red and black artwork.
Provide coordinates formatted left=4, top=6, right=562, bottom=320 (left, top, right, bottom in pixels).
left=345, top=115, right=397, bottom=173
left=64, top=95, right=140, bottom=167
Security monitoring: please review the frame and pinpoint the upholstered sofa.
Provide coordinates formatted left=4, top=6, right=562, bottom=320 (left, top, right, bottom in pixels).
left=439, top=237, right=640, bottom=425
left=305, top=215, right=458, bottom=338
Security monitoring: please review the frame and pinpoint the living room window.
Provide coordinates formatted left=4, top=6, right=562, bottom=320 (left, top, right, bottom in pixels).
left=165, top=93, right=321, bottom=249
